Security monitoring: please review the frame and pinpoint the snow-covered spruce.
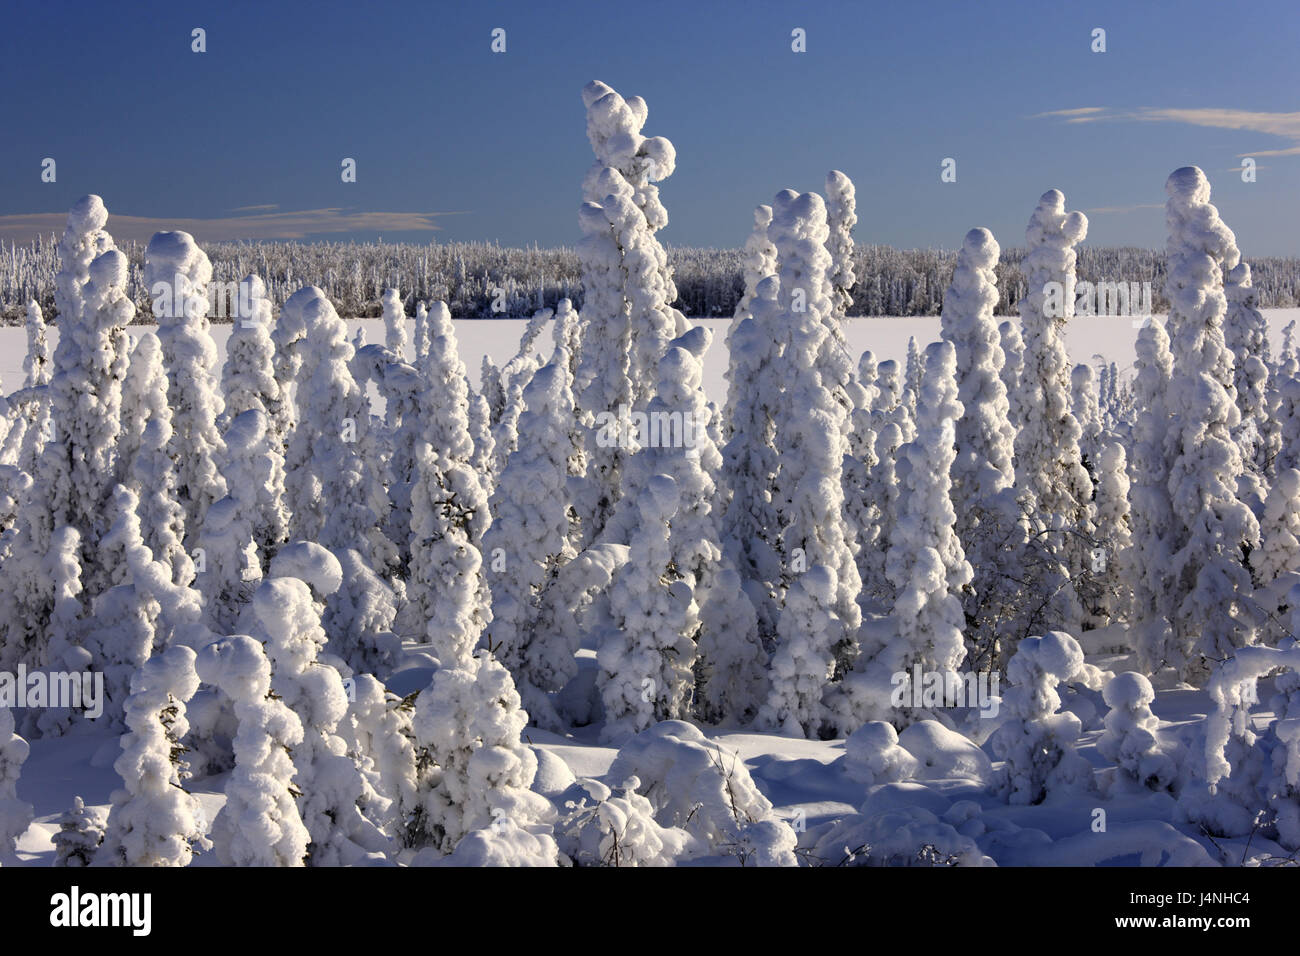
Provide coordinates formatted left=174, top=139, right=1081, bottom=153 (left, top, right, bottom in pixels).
left=145, top=230, right=227, bottom=544
left=199, top=410, right=277, bottom=633
left=989, top=632, right=1097, bottom=805
left=1091, top=441, right=1134, bottom=627
left=1071, top=363, right=1103, bottom=476
left=488, top=305, right=551, bottom=473
left=52, top=797, right=106, bottom=867
left=998, top=319, right=1025, bottom=427
left=830, top=341, right=971, bottom=731
left=381, top=287, right=409, bottom=360
left=409, top=650, right=558, bottom=863
left=1255, top=469, right=1300, bottom=586
left=403, top=301, right=491, bottom=659
left=23, top=299, right=51, bottom=389
left=720, top=275, right=785, bottom=646
left=36, top=525, right=94, bottom=738
left=1181, top=639, right=1300, bottom=844
left=220, top=275, right=280, bottom=424
left=1163, top=166, right=1258, bottom=683
left=482, top=359, right=580, bottom=729
left=195, top=634, right=309, bottom=866
left=597, top=475, right=698, bottom=740
left=1098, top=672, right=1174, bottom=793
left=249, top=571, right=392, bottom=865
left=731, top=204, right=776, bottom=327
left=1012, top=189, right=1092, bottom=631
left=282, top=286, right=387, bottom=570
left=936, top=227, right=1025, bottom=667
left=0, top=705, right=33, bottom=856
left=1127, top=318, right=1178, bottom=674
left=343, top=675, right=417, bottom=838
left=824, top=171, right=858, bottom=316
left=1225, top=262, right=1275, bottom=483
left=117, top=332, right=193, bottom=586
left=758, top=189, right=862, bottom=737
left=98, top=645, right=211, bottom=866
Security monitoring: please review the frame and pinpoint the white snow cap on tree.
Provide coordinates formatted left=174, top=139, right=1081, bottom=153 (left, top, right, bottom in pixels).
left=196, top=634, right=309, bottom=866
left=1163, top=166, right=1258, bottom=682
left=99, top=645, right=212, bottom=866
left=145, top=229, right=227, bottom=542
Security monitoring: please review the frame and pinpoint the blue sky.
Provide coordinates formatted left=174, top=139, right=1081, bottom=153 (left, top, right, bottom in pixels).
left=1, top=0, right=1297, bottom=253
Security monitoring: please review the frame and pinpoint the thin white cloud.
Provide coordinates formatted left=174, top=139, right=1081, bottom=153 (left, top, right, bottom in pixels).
left=0, top=207, right=461, bottom=243
left=1033, top=106, right=1300, bottom=158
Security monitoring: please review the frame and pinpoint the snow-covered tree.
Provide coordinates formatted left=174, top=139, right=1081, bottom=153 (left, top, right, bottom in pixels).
left=1092, top=441, right=1134, bottom=626
left=23, top=299, right=51, bottom=389
left=145, top=230, right=227, bottom=543
left=1225, top=261, right=1274, bottom=486
left=937, top=227, right=1024, bottom=664
left=597, top=475, right=698, bottom=740
left=282, top=286, right=388, bottom=570
left=0, top=706, right=32, bottom=856
left=830, top=341, right=972, bottom=731
left=381, top=287, right=409, bottom=359
left=99, top=645, right=211, bottom=866
left=1013, top=189, right=1092, bottom=632
left=483, top=359, right=580, bottom=728
left=1071, top=363, right=1103, bottom=473
left=52, top=797, right=105, bottom=867
left=195, top=634, right=309, bottom=866
left=998, top=320, right=1024, bottom=427
left=731, top=204, right=776, bottom=325
left=1163, top=166, right=1259, bottom=682
left=1255, top=469, right=1300, bottom=586
left=409, top=650, right=558, bottom=861
left=1128, top=319, right=1178, bottom=674
left=200, top=410, right=275, bottom=632
left=758, top=190, right=862, bottom=736
left=117, top=333, right=193, bottom=586
left=989, top=632, right=1096, bottom=804
left=221, top=275, right=280, bottom=425
left=252, top=572, right=391, bottom=865
left=720, top=276, right=784, bottom=645
left=1099, top=672, right=1175, bottom=793
left=404, top=302, right=492, bottom=655
left=825, top=171, right=857, bottom=315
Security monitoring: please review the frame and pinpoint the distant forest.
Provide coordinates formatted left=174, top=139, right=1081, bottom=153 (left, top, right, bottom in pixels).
left=5, top=235, right=1299, bottom=323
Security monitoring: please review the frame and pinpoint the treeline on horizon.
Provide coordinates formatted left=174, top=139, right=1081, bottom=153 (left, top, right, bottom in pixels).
left=4, top=234, right=1300, bottom=324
